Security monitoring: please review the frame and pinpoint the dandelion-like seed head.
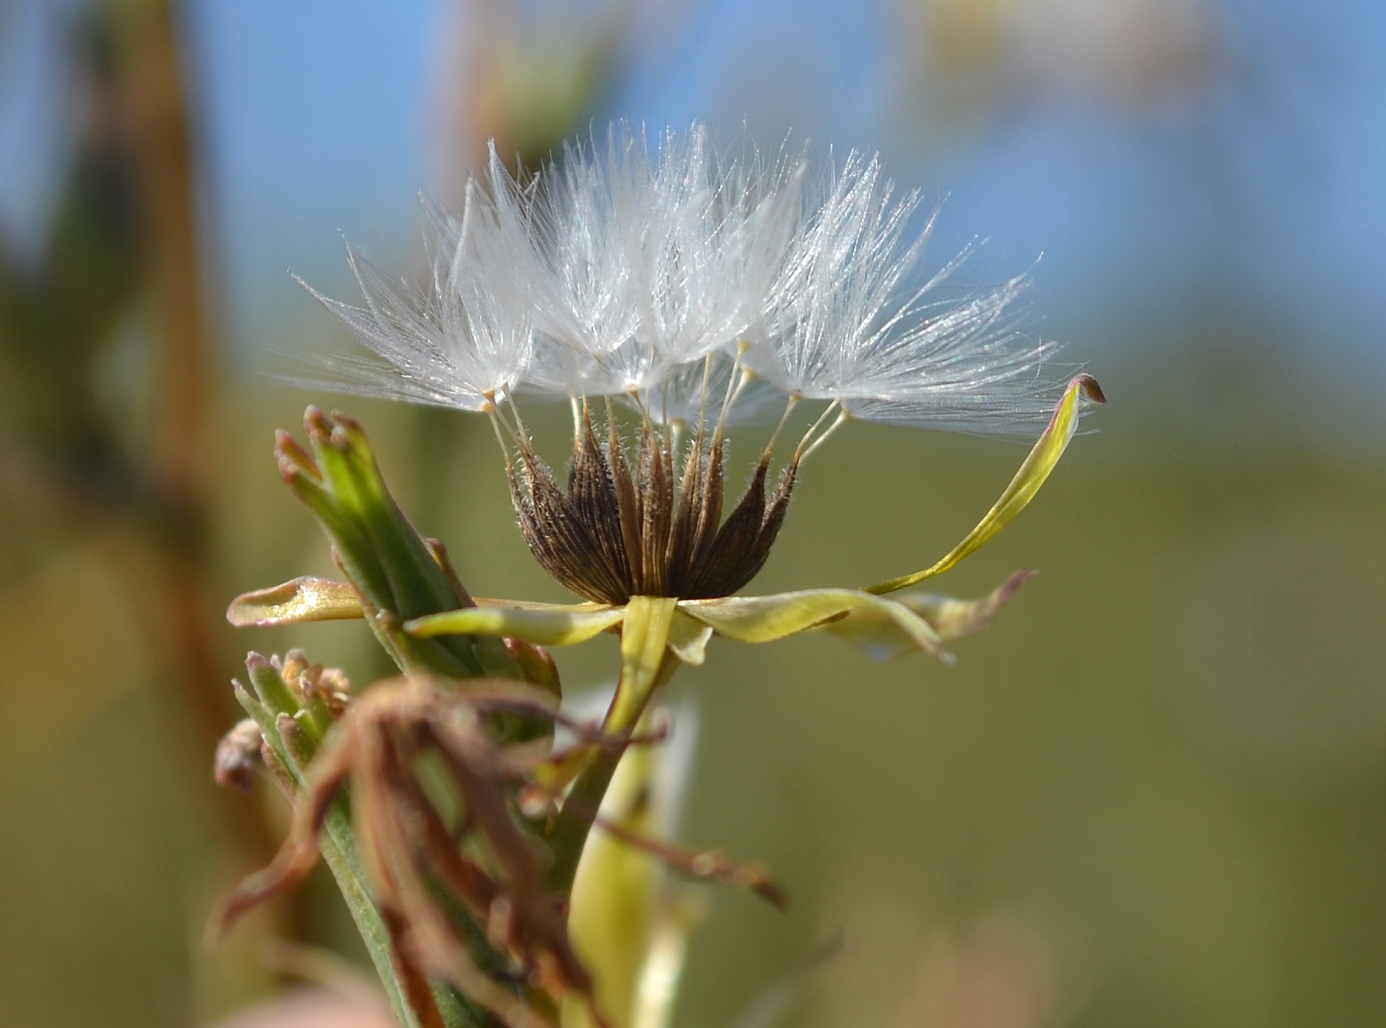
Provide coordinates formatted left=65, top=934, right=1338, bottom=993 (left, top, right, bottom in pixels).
left=296, top=121, right=1094, bottom=605
left=230, top=125, right=1107, bottom=1025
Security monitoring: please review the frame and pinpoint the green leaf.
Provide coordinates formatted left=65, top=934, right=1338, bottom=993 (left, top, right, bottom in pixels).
left=226, top=577, right=362, bottom=627
left=680, top=590, right=944, bottom=660
left=276, top=429, right=395, bottom=608
left=405, top=603, right=626, bottom=647
left=275, top=712, right=318, bottom=774
left=321, top=414, right=462, bottom=620
left=231, top=681, right=300, bottom=788
left=283, top=410, right=493, bottom=679
left=898, top=569, right=1035, bottom=639
left=269, top=410, right=577, bottom=691
left=246, top=653, right=302, bottom=718
left=825, top=570, right=1035, bottom=661
left=865, top=374, right=1104, bottom=595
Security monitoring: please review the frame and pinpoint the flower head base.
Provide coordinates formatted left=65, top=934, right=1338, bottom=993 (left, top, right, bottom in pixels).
left=511, top=402, right=795, bottom=604
left=295, top=122, right=1097, bottom=604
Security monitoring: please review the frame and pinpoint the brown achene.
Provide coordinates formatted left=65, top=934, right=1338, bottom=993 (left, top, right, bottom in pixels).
left=507, top=403, right=798, bottom=604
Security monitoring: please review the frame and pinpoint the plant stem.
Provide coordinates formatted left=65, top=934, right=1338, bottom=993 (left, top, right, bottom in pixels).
left=316, top=806, right=425, bottom=1027
left=318, top=804, right=479, bottom=1027
left=546, top=597, right=681, bottom=895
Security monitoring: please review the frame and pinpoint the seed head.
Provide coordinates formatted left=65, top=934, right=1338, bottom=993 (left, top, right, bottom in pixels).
left=293, top=122, right=1096, bottom=602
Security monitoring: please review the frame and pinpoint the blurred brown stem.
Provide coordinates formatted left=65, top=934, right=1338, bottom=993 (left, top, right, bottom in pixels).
left=112, top=0, right=283, bottom=869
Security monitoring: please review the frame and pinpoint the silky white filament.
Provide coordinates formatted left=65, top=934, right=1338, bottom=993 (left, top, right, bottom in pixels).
left=293, top=121, right=1088, bottom=442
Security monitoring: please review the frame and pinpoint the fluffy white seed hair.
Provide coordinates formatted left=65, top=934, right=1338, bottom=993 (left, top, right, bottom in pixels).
left=745, top=151, right=1066, bottom=435
left=293, top=121, right=1078, bottom=438
left=290, top=181, right=534, bottom=410
left=514, top=122, right=806, bottom=398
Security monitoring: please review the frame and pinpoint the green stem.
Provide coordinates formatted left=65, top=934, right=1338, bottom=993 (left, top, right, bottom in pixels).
left=315, top=806, right=424, bottom=1028
left=546, top=597, right=682, bottom=895
left=318, top=805, right=481, bottom=1027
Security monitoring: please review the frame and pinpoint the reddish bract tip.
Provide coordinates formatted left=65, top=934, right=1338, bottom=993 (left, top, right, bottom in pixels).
left=1075, top=373, right=1106, bottom=404
left=303, top=405, right=332, bottom=437
left=274, top=430, right=315, bottom=467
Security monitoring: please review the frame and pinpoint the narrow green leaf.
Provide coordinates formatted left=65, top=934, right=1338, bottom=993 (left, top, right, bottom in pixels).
left=277, top=430, right=394, bottom=607
left=405, top=603, right=626, bottom=647
left=297, top=687, right=340, bottom=744
left=825, top=571, right=1034, bottom=661
left=325, top=413, right=462, bottom=619
left=231, top=680, right=267, bottom=724
left=226, top=577, right=362, bottom=627
left=276, top=712, right=318, bottom=777
left=232, top=681, right=300, bottom=788
left=680, top=590, right=944, bottom=659
left=473, top=597, right=612, bottom=612
left=285, top=410, right=493, bottom=679
left=246, top=653, right=302, bottom=718
left=896, top=569, right=1035, bottom=640
left=865, top=374, right=1104, bottom=595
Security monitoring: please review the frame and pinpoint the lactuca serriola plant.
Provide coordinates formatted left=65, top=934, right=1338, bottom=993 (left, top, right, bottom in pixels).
left=216, top=121, right=1104, bottom=1028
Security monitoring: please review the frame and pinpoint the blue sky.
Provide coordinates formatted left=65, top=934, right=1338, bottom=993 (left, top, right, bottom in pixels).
left=2, top=0, right=1383, bottom=395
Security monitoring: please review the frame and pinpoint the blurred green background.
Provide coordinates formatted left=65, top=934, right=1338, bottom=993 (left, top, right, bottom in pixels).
left=2, top=0, right=1384, bottom=1025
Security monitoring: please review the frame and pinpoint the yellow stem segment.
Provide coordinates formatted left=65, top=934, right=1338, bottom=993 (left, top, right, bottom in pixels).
left=607, top=597, right=679, bottom=730
left=546, top=598, right=680, bottom=896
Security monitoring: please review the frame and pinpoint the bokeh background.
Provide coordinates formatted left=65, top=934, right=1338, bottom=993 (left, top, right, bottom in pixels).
left=2, top=0, right=1385, bottom=1025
